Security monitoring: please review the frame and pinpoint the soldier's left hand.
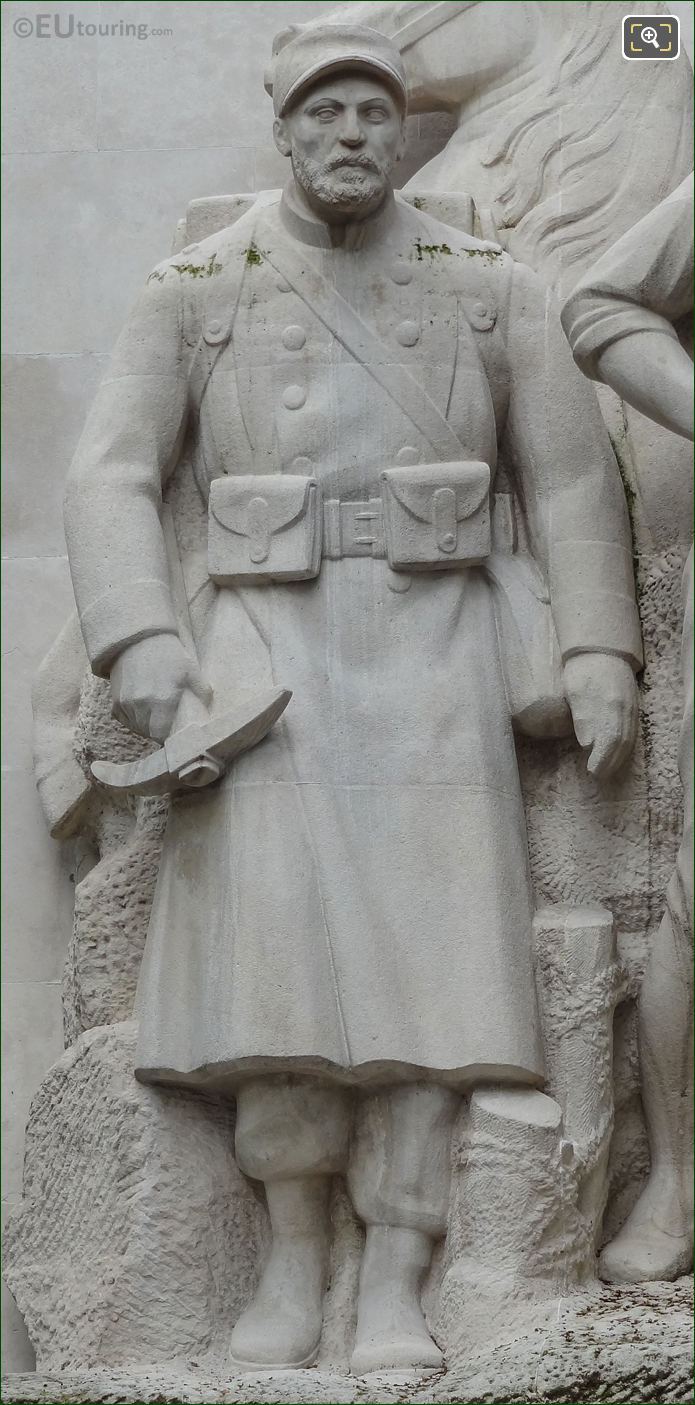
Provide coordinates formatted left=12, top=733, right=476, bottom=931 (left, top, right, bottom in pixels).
left=563, top=653, right=639, bottom=779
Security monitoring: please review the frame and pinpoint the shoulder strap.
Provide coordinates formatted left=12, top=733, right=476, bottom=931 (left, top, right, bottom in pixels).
left=255, top=212, right=471, bottom=464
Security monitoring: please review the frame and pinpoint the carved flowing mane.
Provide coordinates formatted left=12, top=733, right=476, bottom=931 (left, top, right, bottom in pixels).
left=327, top=0, right=693, bottom=281
left=486, top=1, right=693, bottom=277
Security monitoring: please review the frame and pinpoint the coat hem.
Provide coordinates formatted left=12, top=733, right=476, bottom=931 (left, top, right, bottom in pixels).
left=134, top=1053, right=545, bottom=1094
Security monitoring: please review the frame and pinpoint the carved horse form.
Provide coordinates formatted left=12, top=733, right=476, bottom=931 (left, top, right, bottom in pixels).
left=328, top=0, right=693, bottom=292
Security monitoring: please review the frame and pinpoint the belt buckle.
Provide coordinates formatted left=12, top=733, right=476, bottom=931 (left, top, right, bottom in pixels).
left=341, top=499, right=384, bottom=557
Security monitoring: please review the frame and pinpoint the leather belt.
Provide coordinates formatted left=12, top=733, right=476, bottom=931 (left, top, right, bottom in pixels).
left=323, top=498, right=386, bottom=560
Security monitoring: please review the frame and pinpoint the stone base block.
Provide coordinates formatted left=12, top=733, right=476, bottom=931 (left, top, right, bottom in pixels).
left=1, top=1281, right=692, bottom=1403
left=3, top=1022, right=268, bottom=1372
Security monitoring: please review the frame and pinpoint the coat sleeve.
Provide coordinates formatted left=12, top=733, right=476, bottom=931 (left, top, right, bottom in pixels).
left=64, top=261, right=189, bottom=676
left=560, top=175, right=694, bottom=380
left=499, top=259, right=643, bottom=671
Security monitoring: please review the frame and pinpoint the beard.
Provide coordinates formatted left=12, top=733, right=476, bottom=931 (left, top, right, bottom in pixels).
left=292, top=150, right=391, bottom=217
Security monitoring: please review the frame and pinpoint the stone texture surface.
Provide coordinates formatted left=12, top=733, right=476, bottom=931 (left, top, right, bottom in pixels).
left=62, top=670, right=168, bottom=1040
left=533, top=906, right=621, bottom=1263
left=4, top=1022, right=268, bottom=1373
left=1, top=1202, right=36, bottom=1375
left=1, top=980, right=65, bottom=1202
left=2, top=1280, right=693, bottom=1402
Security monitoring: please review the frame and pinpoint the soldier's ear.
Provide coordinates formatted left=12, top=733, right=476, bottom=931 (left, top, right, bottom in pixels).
left=274, top=118, right=292, bottom=159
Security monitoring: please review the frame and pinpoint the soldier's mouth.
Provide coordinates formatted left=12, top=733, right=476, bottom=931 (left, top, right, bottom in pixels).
left=327, top=157, right=380, bottom=173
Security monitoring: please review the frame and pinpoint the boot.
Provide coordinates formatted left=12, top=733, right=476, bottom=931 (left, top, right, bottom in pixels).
left=351, top=1225, right=442, bottom=1374
left=230, top=1175, right=331, bottom=1369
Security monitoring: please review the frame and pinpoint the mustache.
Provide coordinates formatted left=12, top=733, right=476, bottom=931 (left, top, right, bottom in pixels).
left=324, top=154, right=382, bottom=174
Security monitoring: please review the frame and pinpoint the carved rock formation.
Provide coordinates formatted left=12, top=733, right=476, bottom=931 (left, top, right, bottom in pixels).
left=3, top=1023, right=268, bottom=1373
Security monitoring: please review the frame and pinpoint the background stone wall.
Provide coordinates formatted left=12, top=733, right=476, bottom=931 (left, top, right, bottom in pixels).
left=2, top=0, right=692, bottom=1374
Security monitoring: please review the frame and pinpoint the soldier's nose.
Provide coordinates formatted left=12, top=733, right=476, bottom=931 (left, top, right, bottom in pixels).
left=338, top=113, right=365, bottom=146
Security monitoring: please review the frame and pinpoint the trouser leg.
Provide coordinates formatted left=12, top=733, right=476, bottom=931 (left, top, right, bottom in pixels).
left=348, top=1083, right=459, bottom=1374
left=235, top=1075, right=351, bottom=1181
left=231, top=1077, right=351, bottom=1369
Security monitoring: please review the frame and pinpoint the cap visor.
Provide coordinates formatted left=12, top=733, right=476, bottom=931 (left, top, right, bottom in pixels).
left=280, top=55, right=406, bottom=114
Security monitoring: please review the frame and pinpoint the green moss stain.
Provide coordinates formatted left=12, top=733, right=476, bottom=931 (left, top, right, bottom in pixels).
left=608, top=428, right=637, bottom=544
left=412, top=239, right=502, bottom=264
left=172, top=254, right=222, bottom=279
left=414, top=239, right=452, bottom=261
left=244, top=244, right=263, bottom=267
left=411, top=196, right=425, bottom=210
left=464, top=247, right=502, bottom=263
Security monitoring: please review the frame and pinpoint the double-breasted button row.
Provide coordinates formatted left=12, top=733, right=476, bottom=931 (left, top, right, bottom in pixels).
left=282, top=384, right=306, bottom=410
left=467, top=301, right=496, bottom=332
left=204, top=318, right=228, bottom=345
left=396, top=320, right=419, bottom=347
left=282, top=325, right=306, bottom=351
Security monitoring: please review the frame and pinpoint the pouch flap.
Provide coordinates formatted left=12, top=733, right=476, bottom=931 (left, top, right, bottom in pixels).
left=381, top=461, right=490, bottom=524
left=209, top=474, right=316, bottom=538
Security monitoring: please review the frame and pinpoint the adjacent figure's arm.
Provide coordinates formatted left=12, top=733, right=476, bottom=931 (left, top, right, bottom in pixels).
left=561, top=176, right=694, bottom=443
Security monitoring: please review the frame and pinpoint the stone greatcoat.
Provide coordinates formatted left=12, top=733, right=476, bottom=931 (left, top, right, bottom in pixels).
left=64, top=186, right=642, bottom=1091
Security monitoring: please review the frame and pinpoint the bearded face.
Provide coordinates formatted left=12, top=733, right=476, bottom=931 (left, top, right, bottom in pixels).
left=274, top=72, right=405, bottom=220
left=292, top=145, right=392, bottom=213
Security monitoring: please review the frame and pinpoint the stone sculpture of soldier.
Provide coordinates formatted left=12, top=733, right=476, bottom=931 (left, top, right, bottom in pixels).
left=63, top=22, right=642, bottom=1374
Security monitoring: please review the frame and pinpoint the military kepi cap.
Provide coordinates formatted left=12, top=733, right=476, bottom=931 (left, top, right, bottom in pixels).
left=266, top=23, right=408, bottom=117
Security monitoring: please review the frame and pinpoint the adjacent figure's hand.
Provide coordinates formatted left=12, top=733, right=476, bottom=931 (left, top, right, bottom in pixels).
left=110, top=633, right=211, bottom=742
left=563, top=652, right=639, bottom=779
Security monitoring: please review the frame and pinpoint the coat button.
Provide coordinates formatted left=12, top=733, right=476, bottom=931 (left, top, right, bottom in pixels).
left=396, top=445, right=419, bottom=465
left=204, top=319, right=227, bottom=344
left=282, top=325, right=306, bottom=351
left=396, top=320, right=420, bottom=346
left=391, top=261, right=413, bottom=285
left=283, top=384, right=306, bottom=410
left=291, top=455, right=312, bottom=471
left=468, top=302, right=496, bottom=331
left=276, top=277, right=291, bottom=293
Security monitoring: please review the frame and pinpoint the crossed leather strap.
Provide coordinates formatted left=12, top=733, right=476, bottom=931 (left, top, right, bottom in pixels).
left=192, top=202, right=473, bottom=465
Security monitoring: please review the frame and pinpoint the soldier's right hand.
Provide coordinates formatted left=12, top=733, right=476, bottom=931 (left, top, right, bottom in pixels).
left=110, top=633, right=212, bottom=742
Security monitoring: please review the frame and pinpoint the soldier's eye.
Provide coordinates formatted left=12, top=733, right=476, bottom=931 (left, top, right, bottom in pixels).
left=313, top=107, right=338, bottom=121
left=364, top=107, right=388, bottom=121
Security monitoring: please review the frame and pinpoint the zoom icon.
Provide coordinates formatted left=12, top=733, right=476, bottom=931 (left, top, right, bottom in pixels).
left=623, top=14, right=680, bottom=59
